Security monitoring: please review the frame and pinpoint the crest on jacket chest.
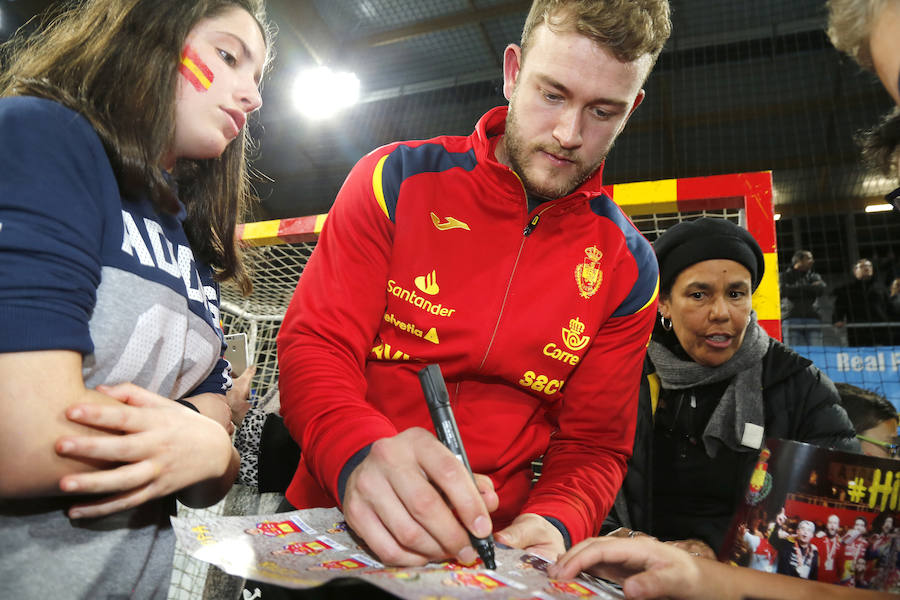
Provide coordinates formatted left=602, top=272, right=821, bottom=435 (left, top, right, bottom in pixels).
left=575, top=246, right=604, bottom=299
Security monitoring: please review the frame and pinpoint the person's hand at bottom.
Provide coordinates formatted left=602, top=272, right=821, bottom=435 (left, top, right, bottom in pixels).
left=665, top=538, right=716, bottom=560
left=551, top=535, right=855, bottom=600
left=495, top=512, right=565, bottom=561
left=342, top=427, right=498, bottom=566
left=606, top=527, right=656, bottom=540
left=548, top=537, right=705, bottom=600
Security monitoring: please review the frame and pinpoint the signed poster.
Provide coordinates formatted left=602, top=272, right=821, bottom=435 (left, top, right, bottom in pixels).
left=173, top=507, right=624, bottom=599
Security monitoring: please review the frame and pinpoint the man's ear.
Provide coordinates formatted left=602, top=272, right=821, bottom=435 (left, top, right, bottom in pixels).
left=502, top=44, right=523, bottom=101
left=615, top=88, right=646, bottom=136
left=628, top=89, right=646, bottom=118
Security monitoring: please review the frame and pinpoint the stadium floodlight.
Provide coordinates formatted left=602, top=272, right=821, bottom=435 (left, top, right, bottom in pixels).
left=292, top=66, right=360, bottom=120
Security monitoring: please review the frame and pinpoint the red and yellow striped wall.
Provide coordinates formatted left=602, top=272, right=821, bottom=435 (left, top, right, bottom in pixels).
left=608, top=171, right=780, bottom=340
left=235, top=170, right=780, bottom=339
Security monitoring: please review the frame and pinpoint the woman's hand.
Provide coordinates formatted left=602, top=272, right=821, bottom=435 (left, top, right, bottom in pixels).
left=665, top=538, right=716, bottom=560
left=547, top=536, right=736, bottom=600
left=550, top=536, right=850, bottom=600
left=549, top=536, right=709, bottom=599
left=55, top=383, right=237, bottom=518
left=606, top=527, right=656, bottom=540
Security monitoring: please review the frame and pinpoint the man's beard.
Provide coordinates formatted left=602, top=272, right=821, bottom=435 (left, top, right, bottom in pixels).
left=503, top=104, right=606, bottom=200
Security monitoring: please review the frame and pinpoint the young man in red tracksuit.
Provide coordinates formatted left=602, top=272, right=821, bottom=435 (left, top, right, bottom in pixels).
left=278, top=0, right=671, bottom=567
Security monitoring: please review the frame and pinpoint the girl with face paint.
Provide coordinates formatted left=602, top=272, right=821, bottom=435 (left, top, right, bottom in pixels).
left=0, top=1, right=271, bottom=597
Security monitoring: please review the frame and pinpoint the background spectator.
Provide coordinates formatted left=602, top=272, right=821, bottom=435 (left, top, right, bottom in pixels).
left=832, top=259, right=892, bottom=346
left=781, top=250, right=827, bottom=347
left=888, top=277, right=900, bottom=318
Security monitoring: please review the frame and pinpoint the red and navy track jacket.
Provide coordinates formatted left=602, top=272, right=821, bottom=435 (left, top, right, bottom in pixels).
left=277, top=106, right=659, bottom=544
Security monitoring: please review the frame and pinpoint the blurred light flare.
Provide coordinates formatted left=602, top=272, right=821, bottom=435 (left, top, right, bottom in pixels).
left=293, top=66, right=360, bottom=120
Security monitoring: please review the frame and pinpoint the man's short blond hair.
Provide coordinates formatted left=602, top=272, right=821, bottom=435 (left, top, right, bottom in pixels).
left=520, top=0, right=671, bottom=65
left=826, top=0, right=890, bottom=69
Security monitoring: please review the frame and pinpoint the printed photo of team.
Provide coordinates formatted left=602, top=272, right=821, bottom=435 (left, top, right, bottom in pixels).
left=723, top=438, right=900, bottom=592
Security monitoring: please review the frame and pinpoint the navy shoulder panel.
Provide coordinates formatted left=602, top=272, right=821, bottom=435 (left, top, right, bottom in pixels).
left=589, top=194, right=659, bottom=317
left=376, top=143, right=477, bottom=222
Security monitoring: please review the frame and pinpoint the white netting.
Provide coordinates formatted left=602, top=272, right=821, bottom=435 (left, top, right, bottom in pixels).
left=168, top=241, right=317, bottom=600
left=629, top=207, right=744, bottom=243
left=219, top=241, right=318, bottom=395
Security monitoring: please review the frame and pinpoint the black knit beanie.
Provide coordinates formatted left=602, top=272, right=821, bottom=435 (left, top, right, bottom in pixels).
left=653, top=217, right=764, bottom=293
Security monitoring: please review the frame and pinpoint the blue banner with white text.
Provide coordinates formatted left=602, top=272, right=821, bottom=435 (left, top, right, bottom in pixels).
left=794, top=345, right=900, bottom=411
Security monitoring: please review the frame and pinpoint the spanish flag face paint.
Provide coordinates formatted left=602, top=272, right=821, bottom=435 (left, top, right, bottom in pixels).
left=179, top=45, right=214, bottom=92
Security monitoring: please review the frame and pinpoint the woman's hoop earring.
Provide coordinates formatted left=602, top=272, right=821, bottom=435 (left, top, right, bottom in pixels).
left=660, top=315, right=673, bottom=331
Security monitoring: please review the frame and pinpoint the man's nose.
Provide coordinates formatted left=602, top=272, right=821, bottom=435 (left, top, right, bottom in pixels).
left=552, top=107, right=583, bottom=149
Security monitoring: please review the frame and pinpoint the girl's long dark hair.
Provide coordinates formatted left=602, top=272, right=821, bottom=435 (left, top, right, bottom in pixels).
left=0, top=0, right=273, bottom=294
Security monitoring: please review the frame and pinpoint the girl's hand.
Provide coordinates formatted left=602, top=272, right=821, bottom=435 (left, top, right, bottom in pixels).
left=56, top=383, right=236, bottom=518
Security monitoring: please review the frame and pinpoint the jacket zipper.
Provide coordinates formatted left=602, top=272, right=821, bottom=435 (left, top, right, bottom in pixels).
left=477, top=203, right=555, bottom=371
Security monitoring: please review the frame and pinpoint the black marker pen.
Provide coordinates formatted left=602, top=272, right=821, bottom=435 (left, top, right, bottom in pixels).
left=417, top=364, right=497, bottom=570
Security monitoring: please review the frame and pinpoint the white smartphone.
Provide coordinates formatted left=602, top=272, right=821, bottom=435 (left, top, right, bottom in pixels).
left=224, top=333, right=250, bottom=377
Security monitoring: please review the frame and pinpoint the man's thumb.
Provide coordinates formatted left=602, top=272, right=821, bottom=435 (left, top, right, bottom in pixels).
left=494, top=524, right=522, bottom=548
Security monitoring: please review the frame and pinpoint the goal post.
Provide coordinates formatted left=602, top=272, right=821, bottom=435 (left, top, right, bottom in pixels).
left=610, top=170, right=780, bottom=340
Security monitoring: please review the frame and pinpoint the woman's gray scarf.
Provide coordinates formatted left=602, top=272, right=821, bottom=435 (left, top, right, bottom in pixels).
left=647, top=311, right=770, bottom=458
